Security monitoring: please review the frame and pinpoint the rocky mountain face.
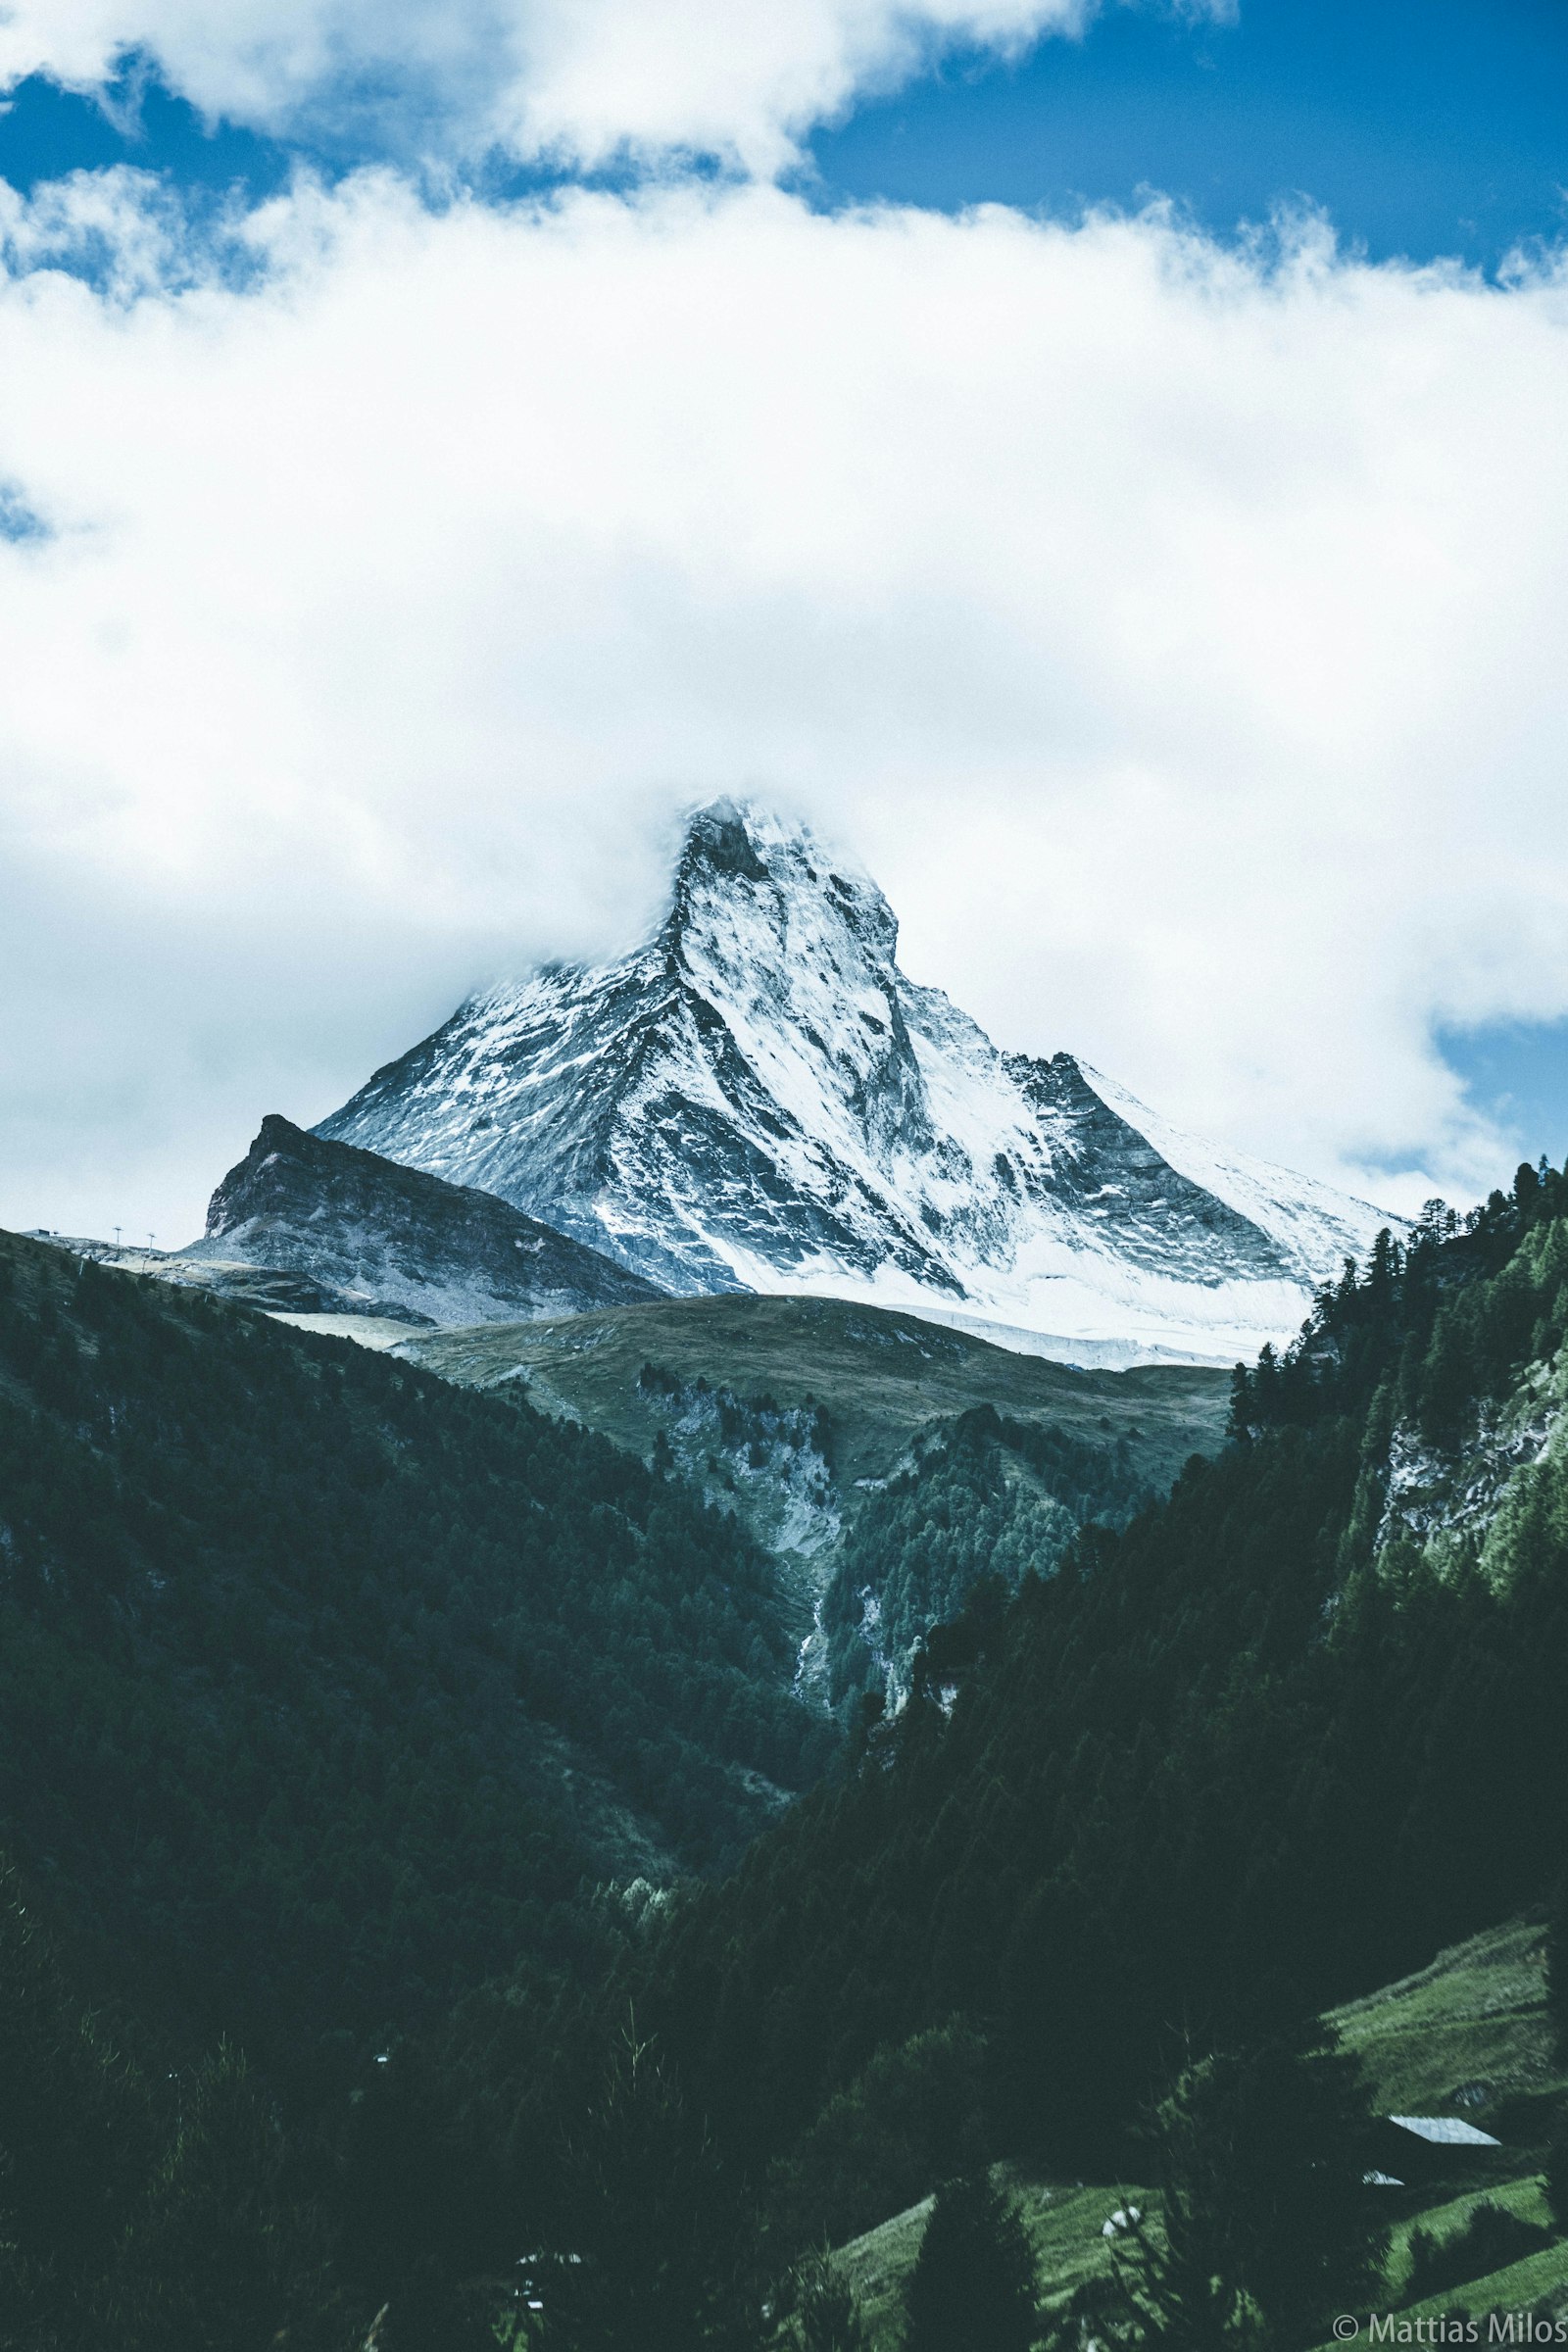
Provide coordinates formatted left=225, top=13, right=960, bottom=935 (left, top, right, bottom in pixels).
left=170, top=1113, right=664, bottom=1327
left=394, top=1292, right=1233, bottom=1702
left=318, top=802, right=1394, bottom=1362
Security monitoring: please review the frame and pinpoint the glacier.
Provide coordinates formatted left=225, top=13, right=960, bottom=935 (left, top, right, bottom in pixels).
left=317, top=801, right=1396, bottom=1365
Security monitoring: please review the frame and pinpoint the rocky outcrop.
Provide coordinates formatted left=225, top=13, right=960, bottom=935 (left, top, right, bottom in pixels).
left=174, top=1114, right=664, bottom=1326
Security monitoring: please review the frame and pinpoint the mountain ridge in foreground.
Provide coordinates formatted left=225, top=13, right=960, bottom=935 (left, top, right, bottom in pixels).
left=318, top=800, right=1395, bottom=1364
left=183, top=1111, right=665, bottom=1326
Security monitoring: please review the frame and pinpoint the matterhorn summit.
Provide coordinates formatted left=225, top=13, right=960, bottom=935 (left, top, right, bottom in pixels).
left=317, top=801, right=1393, bottom=1364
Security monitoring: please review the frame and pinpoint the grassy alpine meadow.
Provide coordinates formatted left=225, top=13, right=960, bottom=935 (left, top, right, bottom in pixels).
left=821, top=1917, right=1568, bottom=2346
left=391, top=1291, right=1233, bottom=1496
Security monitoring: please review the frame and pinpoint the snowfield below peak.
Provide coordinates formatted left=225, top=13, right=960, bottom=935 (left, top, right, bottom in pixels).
left=318, top=801, right=1396, bottom=1364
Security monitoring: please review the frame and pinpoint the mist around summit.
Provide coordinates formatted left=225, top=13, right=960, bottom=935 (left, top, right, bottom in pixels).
left=309, top=800, right=1393, bottom=1367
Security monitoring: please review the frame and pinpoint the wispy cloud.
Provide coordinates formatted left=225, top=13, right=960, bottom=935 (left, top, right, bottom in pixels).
left=0, top=2, right=1235, bottom=176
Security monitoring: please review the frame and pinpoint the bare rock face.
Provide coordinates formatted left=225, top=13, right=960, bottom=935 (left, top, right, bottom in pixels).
left=176, top=1114, right=664, bottom=1327
left=316, top=801, right=1395, bottom=1361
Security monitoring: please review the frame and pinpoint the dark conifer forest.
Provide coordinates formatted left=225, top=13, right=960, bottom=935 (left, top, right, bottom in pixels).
left=633, top=1171, right=1568, bottom=2171
left=7, top=1165, right=1568, bottom=2342
left=0, top=1229, right=832, bottom=2046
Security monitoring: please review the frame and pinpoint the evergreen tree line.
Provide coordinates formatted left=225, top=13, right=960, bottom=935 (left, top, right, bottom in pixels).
left=2, top=1830, right=1396, bottom=2350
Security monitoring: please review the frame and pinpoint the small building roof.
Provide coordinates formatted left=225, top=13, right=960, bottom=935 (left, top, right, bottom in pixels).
left=1387, top=2114, right=1500, bottom=2148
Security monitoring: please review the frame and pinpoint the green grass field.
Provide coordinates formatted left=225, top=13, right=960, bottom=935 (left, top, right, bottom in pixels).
left=1329, top=1917, right=1559, bottom=2119
left=1326, top=1921, right=1568, bottom=2330
left=833, top=2167, right=1141, bottom=2347
left=824, top=1916, right=1568, bottom=2346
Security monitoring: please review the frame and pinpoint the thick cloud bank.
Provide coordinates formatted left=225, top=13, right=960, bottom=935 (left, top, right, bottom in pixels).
left=2, top=171, right=1567, bottom=1241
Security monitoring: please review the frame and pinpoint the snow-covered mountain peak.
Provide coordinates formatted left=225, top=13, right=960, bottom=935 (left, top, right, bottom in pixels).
left=317, top=807, right=1397, bottom=1364
left=653, top=801, right=930, bottom=1183
left=666, top=801, right=899, bottom=968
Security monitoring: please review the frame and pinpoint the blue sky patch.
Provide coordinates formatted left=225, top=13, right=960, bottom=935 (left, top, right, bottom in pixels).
left=0, top=482, right=48, bottom=543
left=0, top=58, right=293, bottom=200
left=808, top=0, right=1568, bottom=272
left=1440, top=1019, right=1568, bottom=1175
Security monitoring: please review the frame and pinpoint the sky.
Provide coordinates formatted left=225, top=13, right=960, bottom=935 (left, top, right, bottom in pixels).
left=2, top=0, right=1568, bottom=1243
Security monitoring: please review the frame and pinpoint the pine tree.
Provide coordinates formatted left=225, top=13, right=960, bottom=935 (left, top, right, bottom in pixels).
left=1112, top=2030, right=1385, bottom=2352
left=0, top=1856, right=154, bottom=2341
left=904, top=2172, right=1039, bottom=2352
left=1546, top=1886, right=1568, bottom=2065
left=542, top=2022, right=759, bottom=2352
left=1544, top=2105, right=1568, bottom=2232
left=109, top=2043, right=332, bottom=2352
left=1109, top=2097, right=1255, bottom=2350
left=794, top=2252, right=871, bottom=2352
left=335, top=2043, right=500, bottom=2352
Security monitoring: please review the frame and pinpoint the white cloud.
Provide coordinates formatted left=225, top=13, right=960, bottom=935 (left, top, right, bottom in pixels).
left=2, top=170, right=1567, bottom=1242
left=0, top=0, right=1123, bottom=173
left=492, top=0, right=1093, bottom=172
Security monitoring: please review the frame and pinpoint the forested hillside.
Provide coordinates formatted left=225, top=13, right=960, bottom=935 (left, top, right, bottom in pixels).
left=0, top=1228, right=832, bottom=2048
left=11, top=1165, right=1568, bottom=2345
left=818, top=1403, right=1157, bottom=1704
left=612, top=1163, right=1568, bottom=2191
